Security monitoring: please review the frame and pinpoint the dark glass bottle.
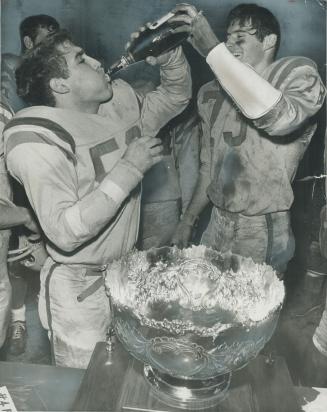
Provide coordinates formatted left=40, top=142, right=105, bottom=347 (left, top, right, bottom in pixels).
left=108, top=12, right=188, bottom=75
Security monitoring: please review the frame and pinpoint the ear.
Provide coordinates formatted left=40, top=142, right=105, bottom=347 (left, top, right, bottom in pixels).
left=263, top=34, right=277, bottom=52
left=23, top=36, right=34, bottom=50
left=49, top=78, right=70, bottom=94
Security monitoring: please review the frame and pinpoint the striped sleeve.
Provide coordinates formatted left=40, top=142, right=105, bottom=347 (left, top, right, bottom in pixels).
left=0, top=101, right=13, bottom=172
left=4, top=116, right=76, bottom=162
left=254, top=57, right=326, bottom=136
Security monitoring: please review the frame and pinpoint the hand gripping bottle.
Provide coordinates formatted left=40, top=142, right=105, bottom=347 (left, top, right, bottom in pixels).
left=108, top=11, right=188, bottom=75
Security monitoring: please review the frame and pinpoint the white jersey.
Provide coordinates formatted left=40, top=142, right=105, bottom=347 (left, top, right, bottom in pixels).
left=4, top=49, right=191, bottom=265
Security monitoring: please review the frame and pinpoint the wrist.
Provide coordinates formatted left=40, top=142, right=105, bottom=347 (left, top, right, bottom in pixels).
left=206, top=38, right=220, bottom=56
left=191, top=12, right=220, bottom=57
left=19, top=207, right=32, bottom=225
left=182, top=212, right=198, bottom=226
left=122, top=158, right=145, bottom=176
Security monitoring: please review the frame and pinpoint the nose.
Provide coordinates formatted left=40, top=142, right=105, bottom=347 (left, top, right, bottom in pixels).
left=85, top=55, right=102, bottom=71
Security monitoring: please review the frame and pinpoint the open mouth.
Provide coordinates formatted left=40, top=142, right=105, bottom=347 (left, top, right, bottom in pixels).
left=226, top=46, right=242, bottom=59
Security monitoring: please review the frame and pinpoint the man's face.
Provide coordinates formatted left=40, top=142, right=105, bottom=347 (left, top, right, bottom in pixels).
left=226, top=19, right=265, bottom=69
left=58, top=41, right=113, bottom=106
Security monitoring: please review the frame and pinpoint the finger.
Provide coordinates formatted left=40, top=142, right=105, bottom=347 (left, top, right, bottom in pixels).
left=148, top=137, right=162, bottom=147
left=151, top=154, right=164, bottom=165
left=139, top=136, right=156, bottom=145
left=169, top=14, right=193, bottom=25
left=149, top=145, right=163, bottom=156
left=170, top=25, right=192, bottom=35
left=124, top=41, right=131, bottom=51
left=145, top=56, right=157, bottom=66
left=172, top=3, right=193, bottom=13
left=172, top=3, right=199, bottom=17
left=138, top=25, right=147, bottom=32
left=130, top=31, right=140, bottom=40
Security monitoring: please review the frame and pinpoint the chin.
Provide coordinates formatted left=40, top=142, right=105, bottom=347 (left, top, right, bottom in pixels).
left=101, top=89, right=113, bottom=103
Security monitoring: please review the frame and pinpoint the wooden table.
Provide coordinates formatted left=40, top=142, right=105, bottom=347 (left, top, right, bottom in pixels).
left=73, top=340, right=302, bottom=412
left=0, top=361, right=84, bottom=411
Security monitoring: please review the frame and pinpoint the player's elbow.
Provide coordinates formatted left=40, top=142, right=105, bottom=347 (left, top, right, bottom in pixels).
left=50, top=233, right=81, bottom=253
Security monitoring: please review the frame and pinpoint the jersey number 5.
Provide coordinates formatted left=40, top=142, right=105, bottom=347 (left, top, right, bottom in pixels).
left=89, top=126, right=141, bottom=181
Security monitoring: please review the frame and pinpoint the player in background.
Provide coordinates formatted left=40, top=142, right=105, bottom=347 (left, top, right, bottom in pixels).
left=0, top=97, right=40, bottom=349
left=132, top=75, right=200, bottom=249
left=171, top=3, right=326, bottom=275
left=1, top=14, right=59, bottom=356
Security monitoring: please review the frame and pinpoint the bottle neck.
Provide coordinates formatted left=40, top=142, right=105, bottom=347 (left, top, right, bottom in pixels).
left=120, top=53, right=135, bottom=66
left=108, top=53, right=134, bottom=76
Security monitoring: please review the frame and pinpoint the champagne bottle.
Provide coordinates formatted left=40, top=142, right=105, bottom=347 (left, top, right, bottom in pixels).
left=108, top=11, right=188, bottom=75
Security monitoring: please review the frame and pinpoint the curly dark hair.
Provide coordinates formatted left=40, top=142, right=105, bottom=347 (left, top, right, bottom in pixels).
left=15, top=30, right=72, bottom=107
left=226, top=4, right=281, bottom=54
left=20, top=14, right=60, bottom=52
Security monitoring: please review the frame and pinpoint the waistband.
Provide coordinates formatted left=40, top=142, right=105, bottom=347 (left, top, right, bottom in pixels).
left=213, top=206, right=290, bottom=222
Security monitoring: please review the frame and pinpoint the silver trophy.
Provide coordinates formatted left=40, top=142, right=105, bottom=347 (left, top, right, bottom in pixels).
left=107, top=245, right=284, bottom=410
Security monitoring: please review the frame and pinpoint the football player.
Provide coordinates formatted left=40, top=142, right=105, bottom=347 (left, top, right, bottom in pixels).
left=0, top=98, right=39, bottom=349
left=171, top=3, right=326, bottom=274
left=1, top=15, right=59, bottom=357
left=4, top=29, right=191, bottom=368
left=20, top=14, right=59, bottom=53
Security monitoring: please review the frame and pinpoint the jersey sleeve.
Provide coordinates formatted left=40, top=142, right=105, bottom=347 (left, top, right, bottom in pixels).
left=253, top=61, right=326, bottom=136
left=138, top=47, right=192, bottom=137
left=6, top=133, right=143, bottom=252
left=0, top=102, right=13, bottom=173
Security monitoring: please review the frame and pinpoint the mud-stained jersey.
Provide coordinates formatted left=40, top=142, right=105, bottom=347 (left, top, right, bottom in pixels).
left=0, top=99, right=14, bottom=202
left=4, top=49, right=191, bottom=265
left=198, top=56, right=326, bottom=215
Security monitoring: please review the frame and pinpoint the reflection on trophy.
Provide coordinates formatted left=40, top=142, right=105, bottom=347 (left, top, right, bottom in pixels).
left=107, top=245, right=285, bottom=410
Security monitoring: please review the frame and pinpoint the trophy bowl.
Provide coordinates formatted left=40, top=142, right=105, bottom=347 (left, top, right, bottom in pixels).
left=108, top=245, right=285, bottom=410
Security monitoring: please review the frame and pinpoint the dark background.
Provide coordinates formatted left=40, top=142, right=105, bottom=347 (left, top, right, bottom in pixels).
left=1, top=0, right=326, bottom=83
left=1, top=0, right=326, bottom=237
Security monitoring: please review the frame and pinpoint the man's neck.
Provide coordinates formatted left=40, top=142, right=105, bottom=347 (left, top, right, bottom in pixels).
left=253, top=55, right=274, bottom=75
left=56, top=98, right=100, bottom=114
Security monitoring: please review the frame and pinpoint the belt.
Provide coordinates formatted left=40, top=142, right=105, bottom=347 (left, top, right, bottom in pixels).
left=77, top=265, right=108, bottom=302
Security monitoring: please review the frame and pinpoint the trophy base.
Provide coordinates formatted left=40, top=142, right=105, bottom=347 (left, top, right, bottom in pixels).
left=143, top=365, right=231, bottom=410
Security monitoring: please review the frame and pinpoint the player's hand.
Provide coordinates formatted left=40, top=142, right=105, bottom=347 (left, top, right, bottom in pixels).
left=123, top=136, right=163, bottom=174
left=301, top=339, right=327, bottom=387
left=24, top=210, right=40, bottom=234
left=169, top=3, right=219, bottom=57
left=171, top=220, right=193, bottom=249
left=125, top=24, right=175, bottom=66
left=146, top=246, right=172, bottom=265
left=145, top=49, right=176, bottom=67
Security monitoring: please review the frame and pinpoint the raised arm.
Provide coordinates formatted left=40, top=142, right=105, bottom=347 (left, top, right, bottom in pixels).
left=169, top=4, right=326, bottom=134
left=138, top=46, right=192, bottom=136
